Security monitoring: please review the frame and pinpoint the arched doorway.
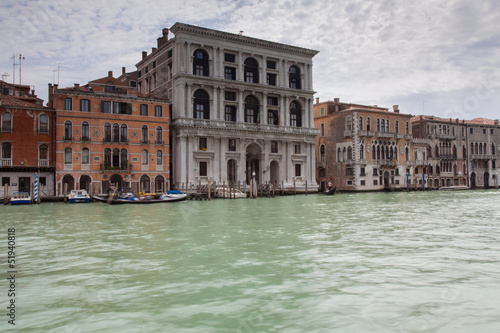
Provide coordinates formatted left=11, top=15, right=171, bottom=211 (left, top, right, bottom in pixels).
left=270, top=160, right=279, bottom=185
left=446, top=178, right=452, bottom=187
left=227, top=159, right=237, bottom=185
left=155, top=175, right=165, bottom=193
left=140, top=175, right=151, bottom=193
left=79, top=175, right=92, bottom=192
left=470, top=172, right=476, bottom=188
left=383, top=171, right=390, bottom=187
left=434, top=179, right=439, bottom=188
left=62, top=174, right=74, bottom=194
left=246, top=143, right=261, bottom=185
left=484, top=172, right=490, bottom=188
left=109, top=174, right=123, bottom=192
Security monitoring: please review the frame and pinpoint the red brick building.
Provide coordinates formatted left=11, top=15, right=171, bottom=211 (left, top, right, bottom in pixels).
left=48, top=71, right=170, bottom=196
left=0, top=80, right=55, bottom=198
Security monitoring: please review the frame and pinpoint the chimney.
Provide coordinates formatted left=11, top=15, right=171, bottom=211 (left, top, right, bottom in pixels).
left=122, top=67, right=126, bottom=75
left=152, top=47, right=157, bottom=53
left=162, top=28, right=169, bottom=39
left=74, top=83, right=80, bottom=91
left=495, top=119, right=500, bottom=126
left=393, top=105, right=399, bottom=113
left=142, top=51, right=148, bottom=60
left=315, top=97, right=319, bottom=104
left=334, top=98, right=340, bottom=103
left=108, top=71, right=113, bottom=77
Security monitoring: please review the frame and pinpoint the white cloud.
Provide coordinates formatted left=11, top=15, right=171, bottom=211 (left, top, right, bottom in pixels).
left=1, top=0, right=499, bottom=120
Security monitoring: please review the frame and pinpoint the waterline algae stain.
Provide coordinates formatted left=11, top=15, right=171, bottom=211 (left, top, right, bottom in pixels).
left=1, top=191, right=500, bottom=332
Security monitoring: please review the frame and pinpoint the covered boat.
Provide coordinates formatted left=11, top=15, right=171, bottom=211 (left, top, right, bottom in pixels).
left=10, top=192, right=32, bottom=205
left=68, top=190, right=91, bottom=203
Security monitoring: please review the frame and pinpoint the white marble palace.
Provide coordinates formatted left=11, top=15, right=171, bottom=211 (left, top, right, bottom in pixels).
left=136, top=23, right=319, bottom=190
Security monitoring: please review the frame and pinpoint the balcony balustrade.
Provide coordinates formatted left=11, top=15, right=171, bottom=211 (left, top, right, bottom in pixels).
left=1, top=158, right=12, bottom=166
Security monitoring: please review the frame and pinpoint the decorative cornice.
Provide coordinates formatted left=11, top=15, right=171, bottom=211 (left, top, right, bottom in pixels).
left=170, top=22, right=319, bottom=58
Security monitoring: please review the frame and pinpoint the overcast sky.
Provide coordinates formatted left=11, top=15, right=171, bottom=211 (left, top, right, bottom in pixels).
left=1, top=0, right=499, bottom=120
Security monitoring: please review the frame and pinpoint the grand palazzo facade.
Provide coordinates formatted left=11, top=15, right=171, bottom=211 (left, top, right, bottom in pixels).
left=136, top=23, right=319, bottom=191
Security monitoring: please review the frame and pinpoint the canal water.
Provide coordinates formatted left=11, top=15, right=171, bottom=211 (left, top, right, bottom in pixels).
left=1, top=190, right=500, bottom=332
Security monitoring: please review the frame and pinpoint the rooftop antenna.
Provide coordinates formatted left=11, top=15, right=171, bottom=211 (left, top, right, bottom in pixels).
left=1, top=72, right=9, bottom=81
left=18, top=54, right=25, bottom=85
left=52, top=63, right=63, bottom=84
left=10, top=53, right=25, bottom=85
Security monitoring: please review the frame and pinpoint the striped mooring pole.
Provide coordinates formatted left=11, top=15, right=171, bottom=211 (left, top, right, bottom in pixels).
left=34, top=173, right=39, bottom=203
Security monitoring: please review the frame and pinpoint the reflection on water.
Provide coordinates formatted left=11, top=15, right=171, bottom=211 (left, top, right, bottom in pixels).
left=1, top=190, right=500, bottom=332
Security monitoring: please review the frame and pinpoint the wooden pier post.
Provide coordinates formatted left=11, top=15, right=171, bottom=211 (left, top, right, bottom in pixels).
left=305, top=180, right=308, bottom=195
left=208, top=179, right=211, bottom=201
left=63, top=183, right=68, bottom=203
left=4, top=184, right=8, bottom=205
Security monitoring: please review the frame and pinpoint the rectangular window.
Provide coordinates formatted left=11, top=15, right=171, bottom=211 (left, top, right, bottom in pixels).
left=140, top=104, right=148, bottom=116
left=268, top=110, right=278, bottom=125
left=267, top=97, right=278, bottom=106
left=225, top=91, right=236, bottom=101
left=39, top=177, right=46, bottom=186
left=491, top=129, right=494, bottom=134
left=225, top=106, right=236, bottom=122
left=152, top=60, right=156, bottom=69
left=271, top=141, right=278, bottom=154
left=245, top=72, right=254, bottom=83
left=470, top=128, right=474, bottom=134
left=360, top=168, right=366, bottom=176
left=346, top=168, right=354, bottom=176
left=361, top=180, right=366, bottom=186
left=102, top=101, right=111, bottom=113
left=373, top=179, right=378, bottom=185
left=373, top=168, right=378, bottom=176
left=320, top=107, right=325, bottom=115
left=199, top=137, right=207, bottom=150
left=267, top=73, right=276, bottom=86
left=155, top=106, right=163, bottom=117
left=64, top=98, right=72, bottom=110
left=2, top=177, right=9, bottom=186
left=224, top=53, right=235, bottom=62
left=267, top=60, right=276, bottom=69
left=319, top=168, right=326, bottom=178
left=167, top=49, right=172, bottom=58
left=195, top=65, right=204, bottom=76
left=294, top=144, right=301, bottom=154
left=113, top=102, right=132, bottom=115
left=199, top=161, right=208, bottom=177
left=295, top=164, right=301, bottom=177
left=80, top=99, right=90, bottom=112
left=225, top=67, right=236, bottom=80
left=228, top=139, right=236, bottom=151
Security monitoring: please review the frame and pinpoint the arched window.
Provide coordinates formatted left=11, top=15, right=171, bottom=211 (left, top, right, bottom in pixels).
left=320, top=144, right=325, bottom=162
left=395, top=120, right=399, bottom=134
left=82, top=148, right=89, bottom=164
left=156, top=150, right=163, bottom=165
left=360, top=144, right=364, bottom=160
left=156, top=126, right=163, bottom=144
left=290, top=101, right=302, bottom=127
left=244, top=58, right=259, bottom=83
left=1, top=112, right=12, bottom=132
left=320, top=123, right=325, bottom=137
left=381, top=119, right=385, bottom=133
left=113, top=123, right=119, bottom=142
left=104, top=148, right=111, bottom=168
left=121, top=149, right=127, bottom=169
left=483, top=143, right=487, bottom=155
left=82, top=121, right=89, bottom=140
left=120, top=124, right=127, bottom=142
left=39, top=114, right=48, bottom=133
left=372, top=145, right=377, bottom=160
left=64, top=121, right=72, bottom=139
left=492, top=143, right=496, bottom=155
left=104, top=123, right=111, bottom=142
left=39, top=144, right=48, bottom=161
left=142, top=125, right=148, bottom=143
left=289, top=65, right=301, bottom=89
left=345, top=117, right=352, bottom=131
left=386, top=120, right=389, bottom=133
left=112, top=148, right=120, bottom=168
left=343, top=147, right=347, bottom=161
left=359, top=117, right=363, bottom=131
left=337, top=148, right=342, bottom=162
left=193, top=49, right=209, bottom=76
left=405, top=147, right=409, bottom=161
left=64, top=147, right=72, bottom=164
left=376, top=119, right=380, bottom=132
left=193, top=89, right=210, bottom=119
left=142, top=149, right=149, bottom=165
left=244, top=95, right=260, bottom=123
left=479, top=143, right=483, bottom=155
left=366, top=117, right=371, bottom=131
left=347, top=146, right=353, bottom=160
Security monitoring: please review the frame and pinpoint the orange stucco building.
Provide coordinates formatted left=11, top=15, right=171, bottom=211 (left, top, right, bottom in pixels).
left=48, top=71, right=170, bottom=196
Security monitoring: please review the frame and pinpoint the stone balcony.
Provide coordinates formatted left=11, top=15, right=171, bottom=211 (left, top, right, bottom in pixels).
left=376, top=132, right=394, bottom=139
left=173, top=118, right=320, bottom=136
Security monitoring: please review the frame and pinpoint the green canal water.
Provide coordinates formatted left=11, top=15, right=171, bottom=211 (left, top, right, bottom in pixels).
left=1, top=190, right=500, bottom=332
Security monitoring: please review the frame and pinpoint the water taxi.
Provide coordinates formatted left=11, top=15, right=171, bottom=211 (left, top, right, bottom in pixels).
left=68, top=190, right=91, bottom=203
left=10, top=192, right=32, bottom=205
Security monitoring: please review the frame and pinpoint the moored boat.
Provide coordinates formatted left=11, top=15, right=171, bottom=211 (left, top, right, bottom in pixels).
left=439, top=186, right=469, bottom=191
left=93, top=188, right=188, bottom=204
left=10, top=192, right=32, bottom=205
left=68, top=190, right=91, bottom=203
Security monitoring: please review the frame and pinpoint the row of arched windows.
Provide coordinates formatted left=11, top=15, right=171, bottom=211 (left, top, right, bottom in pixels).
left=192, top=89, right=303, bottom=126
left=2, top=112, right=49, bottom=133
left=192, top=49, right=303, bottom=89
left=62, top=121, right=164, bottom=144
left=63, top=147, right=163, bottom=167
left=470, top=142, right=496, bottom=155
